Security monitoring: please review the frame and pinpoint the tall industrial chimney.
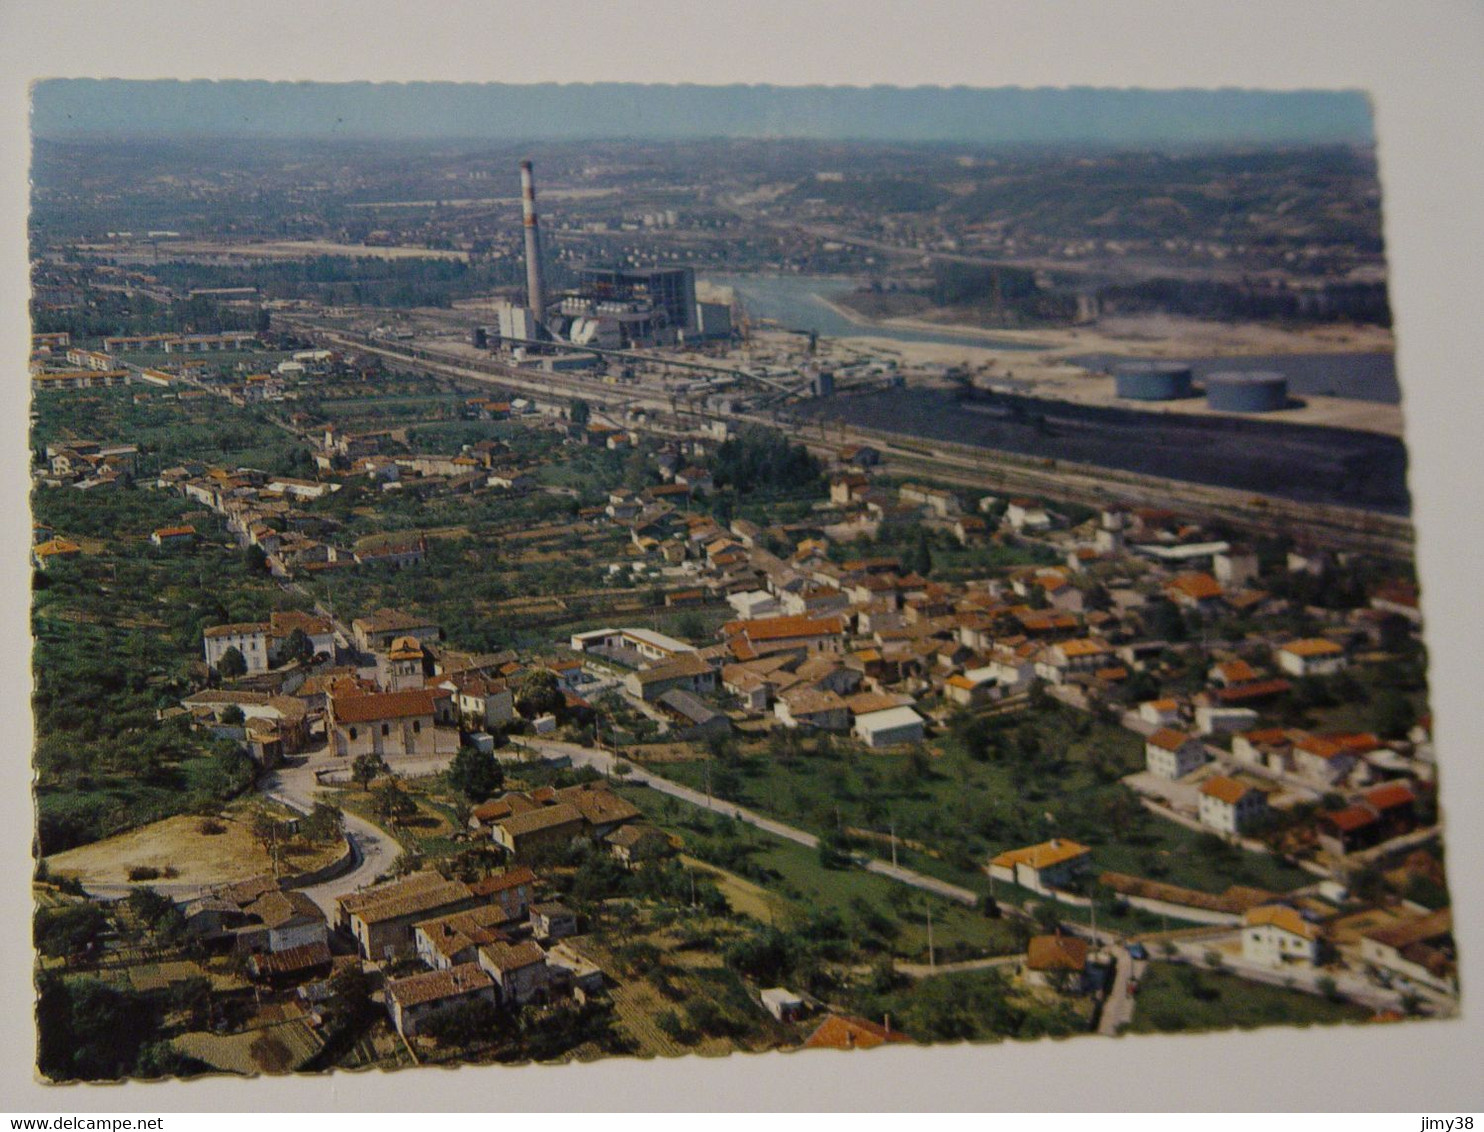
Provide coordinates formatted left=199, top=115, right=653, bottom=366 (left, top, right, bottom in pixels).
left=519, top=160, right=545, bottom=329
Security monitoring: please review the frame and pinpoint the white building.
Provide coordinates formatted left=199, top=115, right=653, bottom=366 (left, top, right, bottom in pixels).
left=1144, top=728, right=1209, bottom=780
left=1242, top=905, right=1321, bottom=968
left=1194, top=705, right=1261, bottom=736
left=1276, top=638, right=1348, bottom=677
left=203, top=622, right=271, bottom=674
left=1198, top=776, right=1269, bottom=835
left=726, top=590, right=781, bottom=621
left=853, top=706, right=927, bottom=749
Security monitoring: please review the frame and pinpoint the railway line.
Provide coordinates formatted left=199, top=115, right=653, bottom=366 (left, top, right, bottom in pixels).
left=282, top=317, right=1414, bottom=560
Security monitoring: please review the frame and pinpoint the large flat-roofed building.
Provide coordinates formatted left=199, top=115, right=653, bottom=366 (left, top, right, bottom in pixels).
left=575, top=265, right=697, bottom=333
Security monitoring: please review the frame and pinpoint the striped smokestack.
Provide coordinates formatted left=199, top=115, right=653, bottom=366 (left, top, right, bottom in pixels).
left=519, top=160, right=545, bottom=324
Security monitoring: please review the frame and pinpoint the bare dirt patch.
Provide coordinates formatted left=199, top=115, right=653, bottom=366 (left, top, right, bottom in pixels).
left=45, top=806, right=343, bottom=887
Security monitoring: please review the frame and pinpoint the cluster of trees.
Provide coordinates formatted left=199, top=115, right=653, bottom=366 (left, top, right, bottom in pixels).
left=708, top=426, right=821, bottom=496
left=36, top=975, right=212, bottom=1082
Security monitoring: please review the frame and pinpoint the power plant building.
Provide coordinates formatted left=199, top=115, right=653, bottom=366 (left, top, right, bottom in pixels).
left=1113, top=362, right=1194, bottom=401
left=1205, top=370, right=1289, bottom=414
left=575, top=265, right=697, bottom=334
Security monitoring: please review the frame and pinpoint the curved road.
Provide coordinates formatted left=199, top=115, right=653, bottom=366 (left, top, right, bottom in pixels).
left=524, top=737, right=981, bottom=907
left=261, top=759, right=403, bottom=917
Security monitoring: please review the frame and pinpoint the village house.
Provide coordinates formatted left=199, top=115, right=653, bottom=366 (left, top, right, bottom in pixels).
left=529, top=902, right=579, bottom=943
left=1036, top=638, right=1112, bottom=684
left=802, top=1014, right=913, bottom=1051
left=625, top=652, right=718, bottom=702
left=1276, top=638, right=1348, bottom=678
left=1359, top=908, right=1457, bottom=995
left=32, top=537, right=84, bottom=571
left=1198, top=776, right=1269, bottom=836
left=338, top=871, right=484, bottom=961
left=351, top=608, right=441, bottom=653
left=1144, top=728, right=1209, bottom=780
left=1138, top=698, right=1183, bottom=728
left=1005, top=498, right=1052, bottom=532
left=722, top=614, right=846, bottom=661
left=1317, top=781, right=1419, bottom=856
left=1165, top=572, right=1225, bottom=613
left=775, top=686, right=851, bottom=732
left=1023, top=934, right=1092, bottom=993
left=478, top=940, right=552, bottom=1005
left=656, top=688, right=732, bottom=740
left=150, top=524, right=197, bottom=548
left=414, top=905, right=514, bottom=970
left=853, top=705, right=927, bottom=749
left=605, top=823, right=677, bottom=867
left=386, top=963, right=497, bottom=1038
left=1292, top=732, right=1378, bottom=787
left=989, top=839, right=1092, bottom=895
left=440, top=674, right=515, bottom=731
left=1241, top=905, right=1322, bottom=968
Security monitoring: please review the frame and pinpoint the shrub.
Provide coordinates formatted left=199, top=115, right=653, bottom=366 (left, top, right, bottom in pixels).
left=127, top=865, right=161, bottom=882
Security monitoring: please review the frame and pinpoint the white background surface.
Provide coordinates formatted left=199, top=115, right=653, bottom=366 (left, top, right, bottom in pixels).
left=1, top=0, right=1481, bottom=1112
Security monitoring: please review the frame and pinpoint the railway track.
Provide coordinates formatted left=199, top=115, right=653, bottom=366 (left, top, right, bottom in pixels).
left=285, top=318, right=1414, bottom=559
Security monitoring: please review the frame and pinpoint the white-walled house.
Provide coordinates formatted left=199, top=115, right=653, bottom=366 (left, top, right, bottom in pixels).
left=1242, top=905, right=1321, bottom=968
left=1276, top=638, right=1347, bottom=678
left=1144, top=728, right=1209, bottom=780
left=853, top=706, right=926, bottom=749
left=1198, top=777, right=1269, bottom=835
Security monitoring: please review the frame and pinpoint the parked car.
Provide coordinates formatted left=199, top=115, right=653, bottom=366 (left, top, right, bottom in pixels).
left=1127, top=942, right=1149, bottom=961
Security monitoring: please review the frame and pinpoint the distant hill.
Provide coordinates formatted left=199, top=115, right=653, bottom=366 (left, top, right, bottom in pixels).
left=32, top=80, right=1374, bottom=146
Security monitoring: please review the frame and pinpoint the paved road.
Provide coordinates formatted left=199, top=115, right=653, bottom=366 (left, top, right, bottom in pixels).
left=1159, top=934, right=1415, bottom=1015
left=1098, top=949, right=1145, bottom=1036
left=525, top=737, right=981, bottom=907
left=261, top=757, right=403, bottom=917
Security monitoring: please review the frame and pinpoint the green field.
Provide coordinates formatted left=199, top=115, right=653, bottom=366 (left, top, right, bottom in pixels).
left=617, top=783, right=1023, bottom=963
left=1125, top=962, right=1373, bottom=1034
left=638, top=703, right=1312, bottom=902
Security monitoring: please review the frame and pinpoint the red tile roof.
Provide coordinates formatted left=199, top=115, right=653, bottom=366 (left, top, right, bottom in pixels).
left=331, top=689, right=439, bottom=724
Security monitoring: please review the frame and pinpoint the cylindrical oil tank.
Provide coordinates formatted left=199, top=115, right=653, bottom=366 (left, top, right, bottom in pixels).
left=1204, top=370, right=1288, bottom=413
left=1112, top=361, right=1194, bottom=401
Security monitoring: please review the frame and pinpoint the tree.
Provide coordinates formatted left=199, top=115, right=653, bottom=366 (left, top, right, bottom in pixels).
left=373, top=780, right=417, bottom=827
left=911, top=529, right=934, bottom=577
left=569, top=398, right=591, bottom=426
left=301, top=802, right=345, bottom=844
left=1372, top=688, right=1417, bottom=740
left=515, top=668, right=564, bottom=719
left=448, top=744, right=504, bottom=803
left=242, top=544, right=269, bottom=574
left=34, top=903, right=109, bottom=960
left=283, top=627, right=314, bottom=665
left=220, top=704, right=245, bottom=725
left=352, top=752, right=387, bottom=792
left=217, top=646, right=247, bottom=679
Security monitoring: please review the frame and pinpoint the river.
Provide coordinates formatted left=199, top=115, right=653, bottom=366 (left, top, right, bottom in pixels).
left=710, top=273, right=1401, bottom=404
left=706, top=273, right=1044, bottom=351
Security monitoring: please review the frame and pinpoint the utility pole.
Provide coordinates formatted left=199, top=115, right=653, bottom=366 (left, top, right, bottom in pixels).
left=890, top=819, right=898, bottom=870
left=927, top=905, right=935, bottom=970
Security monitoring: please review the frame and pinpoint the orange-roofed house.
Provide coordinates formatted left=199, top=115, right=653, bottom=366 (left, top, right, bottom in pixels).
left=989, top=839, right=1092, bottom=895
left=1037, top=637, right=1112, bottom=684
left=1165, top=572, right=1224, bottom=612
left=1138, top=698, right=1183, bottom=728
left=1024, top=934, right=1092, bottom=992
left=1198, top=776, right=1268, bottom=835
left=1242, top=904, right=1322, bottom=968
left=1292, top=732, right=1378, bottom=787
left=802, top=1014, right=913, bottom=1051
left=1276, top=637, right=1348, bottom=678
left=1144, top=728, right=1209, bottom=780
left=150, top=524, right=197, bottom=548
